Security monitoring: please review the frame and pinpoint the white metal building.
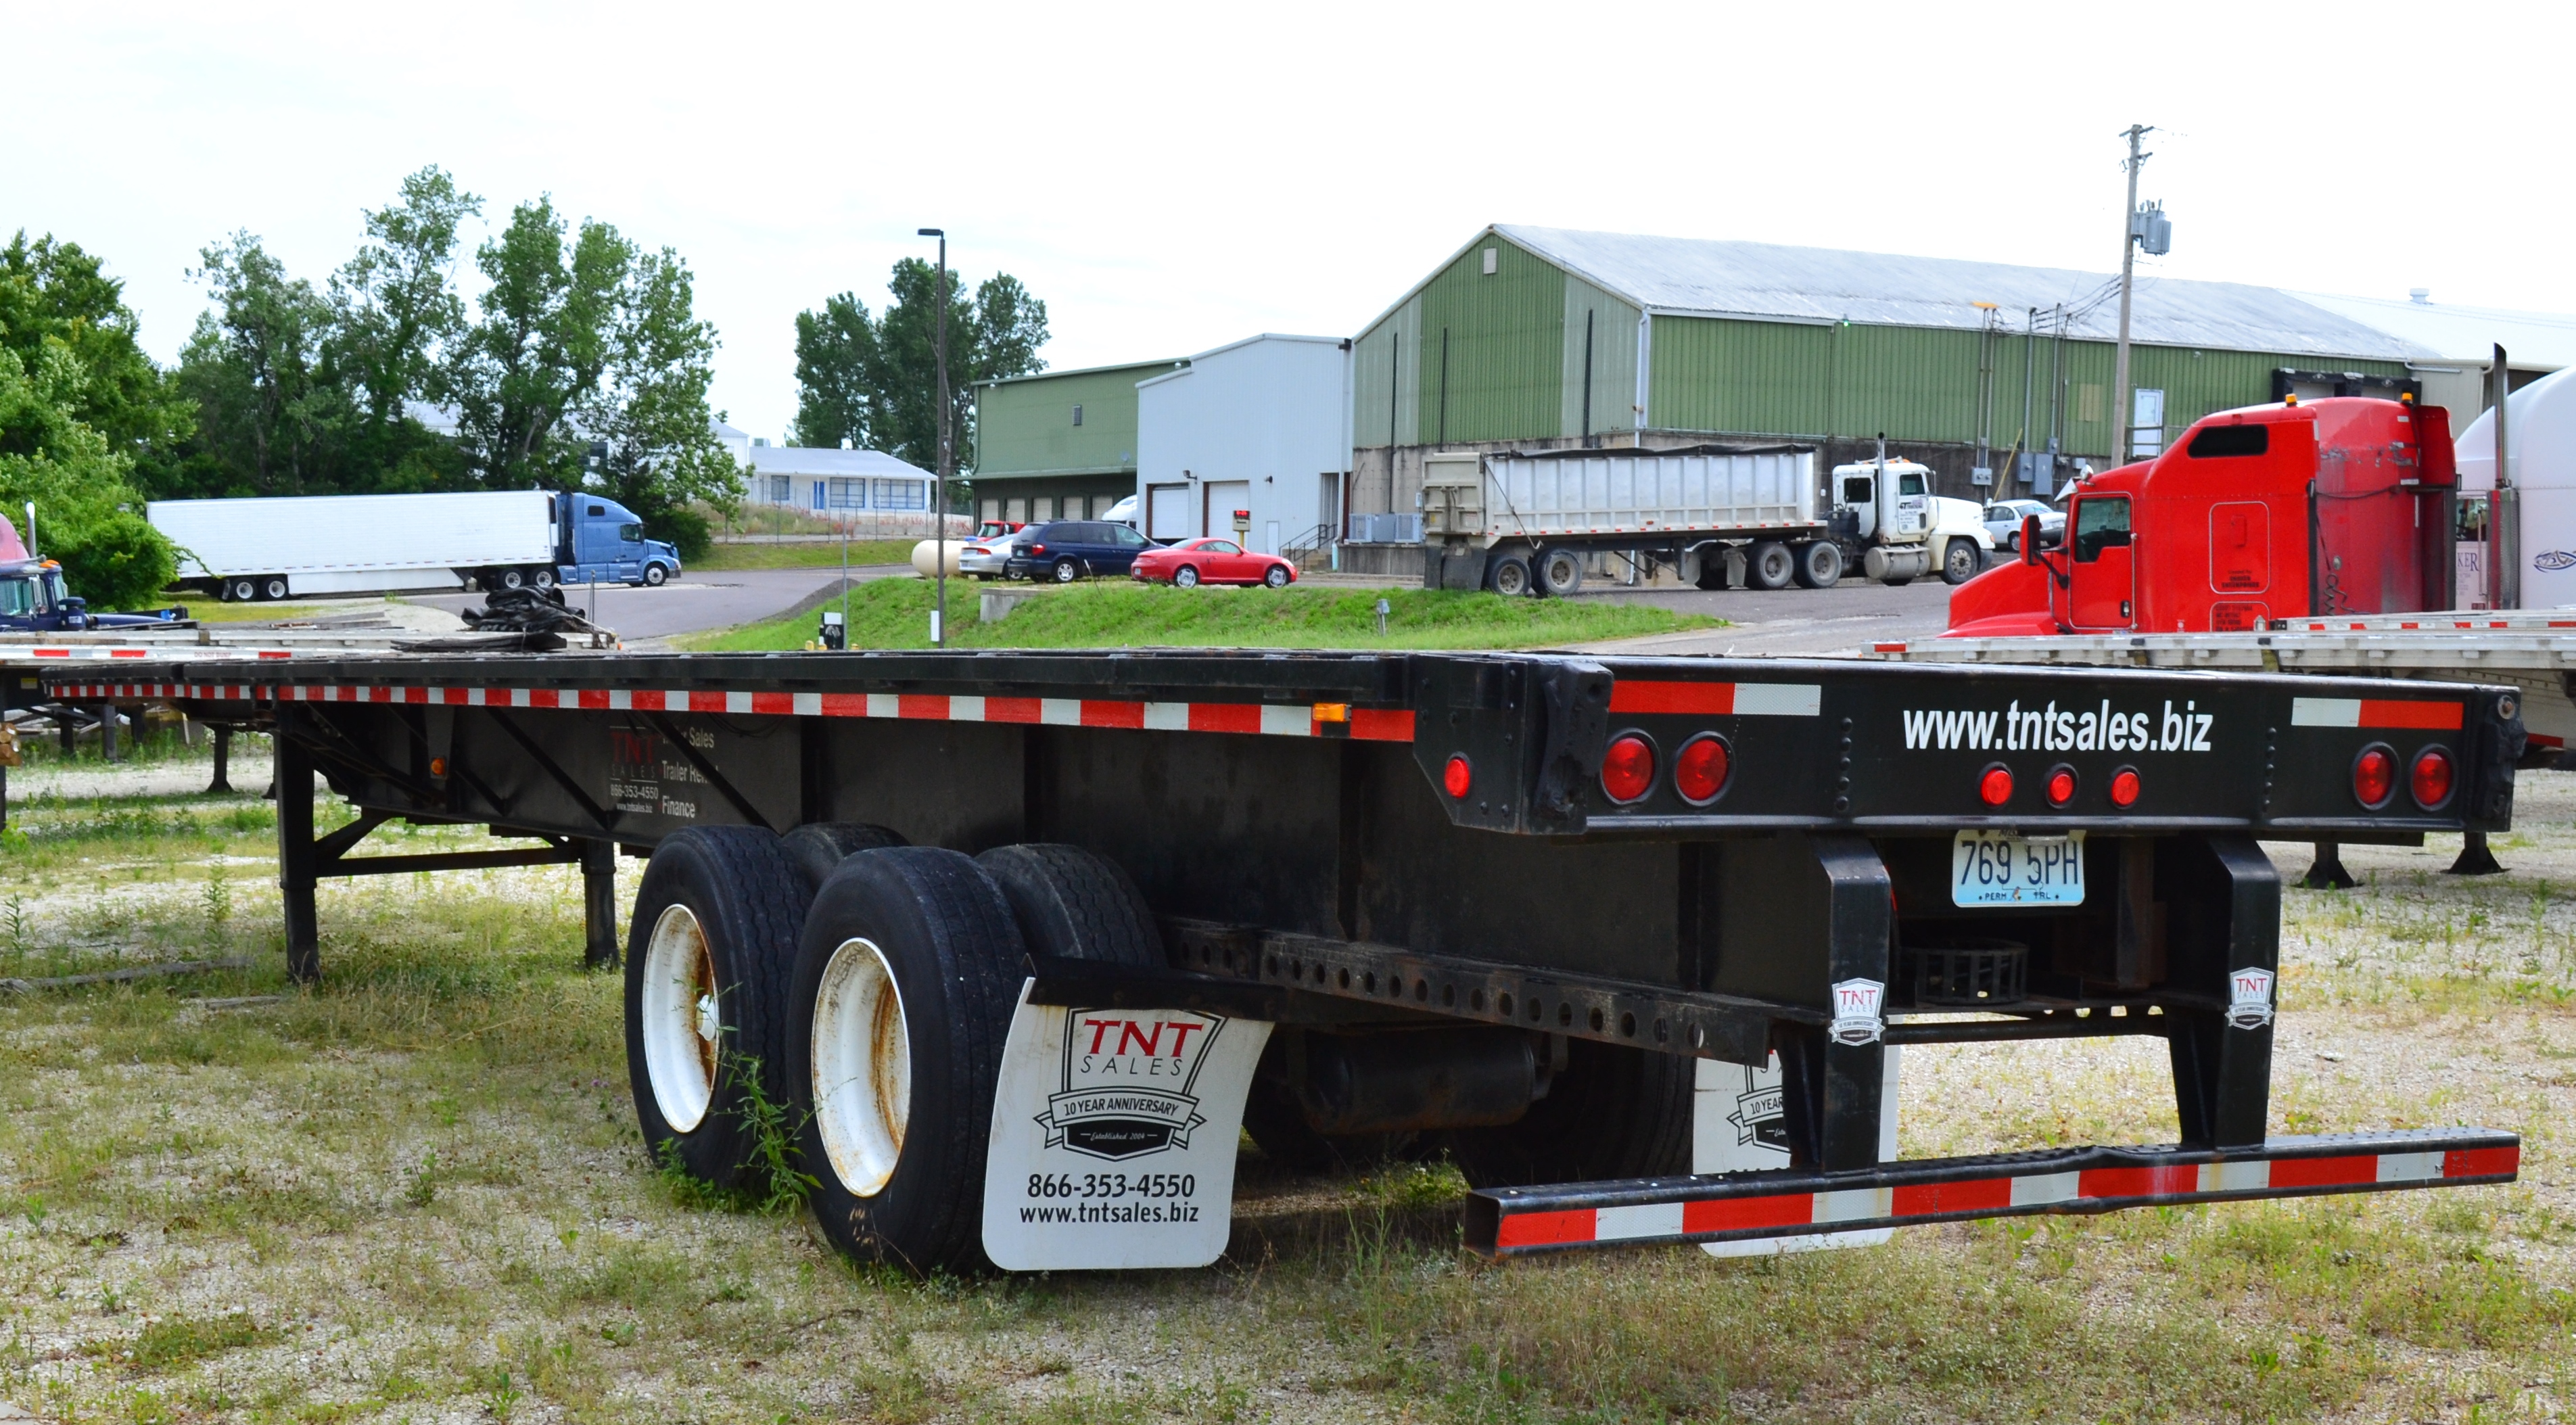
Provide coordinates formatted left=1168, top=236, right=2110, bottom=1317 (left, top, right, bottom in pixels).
left=735, top=442, right=940, bottom=523
left=1133, top=333, right=1352, bottom=554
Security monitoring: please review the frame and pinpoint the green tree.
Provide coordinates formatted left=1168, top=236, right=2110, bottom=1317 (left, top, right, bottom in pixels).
left=173, top=233, right=348, bottom=496
left=324, top=166, right=479, bottom=491
left=447, top=197, right=628, bottom=492
left=788, top=291, right=877, bottom=450
left=582, top=248, right=740, bottom=560
left=0, top=232, right=193, bottom=471
left=790, top=260, right=1048, bottom=475
left=0, top=340, right=177, bottom=609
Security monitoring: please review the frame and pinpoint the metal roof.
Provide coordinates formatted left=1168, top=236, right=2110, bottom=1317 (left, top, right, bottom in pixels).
left=2286, top=291, right=2576, bottom=371
left=745, top=445, right=933, bottom=480
left=1477, top=225, right=2438, bottom=362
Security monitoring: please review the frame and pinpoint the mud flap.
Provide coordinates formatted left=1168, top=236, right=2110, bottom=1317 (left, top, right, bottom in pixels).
left=1693, top=1047, right=1902, bottom=1257
left=981, top=981, right=1271, bottom=1270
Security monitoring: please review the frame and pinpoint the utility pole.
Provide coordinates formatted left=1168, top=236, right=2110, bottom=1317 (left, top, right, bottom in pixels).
left=919, top=228, right=950, bottom=647
left=2111, top=124, right=2155, bottom=467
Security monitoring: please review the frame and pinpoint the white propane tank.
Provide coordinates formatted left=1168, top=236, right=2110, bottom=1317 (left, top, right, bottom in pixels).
left=2457, top=368, right=2576, bottom=607
left=910, top=538, right=964, bottom=578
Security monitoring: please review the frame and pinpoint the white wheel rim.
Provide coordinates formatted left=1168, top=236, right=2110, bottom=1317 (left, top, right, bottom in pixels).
left=812, top=937, right=910, bottom=1197
left=640, top=904, right=720, bottom=1134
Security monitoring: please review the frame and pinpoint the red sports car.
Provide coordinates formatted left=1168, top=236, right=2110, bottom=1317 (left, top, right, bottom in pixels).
left=1130, top=537, right=1297, bottom=588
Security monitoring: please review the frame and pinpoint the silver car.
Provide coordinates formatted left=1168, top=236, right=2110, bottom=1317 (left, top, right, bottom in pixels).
left=958, top=532, right=1017, bottom=580
left=1983, top=498, right=2064, bottom=552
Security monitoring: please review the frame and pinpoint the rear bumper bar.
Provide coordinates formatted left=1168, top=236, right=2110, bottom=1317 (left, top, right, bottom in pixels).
left=1465, top=1128, right=2519, bottom=1258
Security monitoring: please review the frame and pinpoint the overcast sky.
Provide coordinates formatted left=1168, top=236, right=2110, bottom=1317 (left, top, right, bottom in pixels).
left=9, top=1, right=2569, bottom=443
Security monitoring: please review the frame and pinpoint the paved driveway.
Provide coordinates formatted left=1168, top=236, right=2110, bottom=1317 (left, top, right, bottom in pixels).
left=411, top=565, right=915, bottom=642
left=1569, top=577, right=1959, bottom=657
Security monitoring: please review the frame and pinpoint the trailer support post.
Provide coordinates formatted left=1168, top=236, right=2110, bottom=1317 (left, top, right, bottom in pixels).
left=1718, top=833, right=1891, bottom=1173
left=209, top=725, right=233, bottom=793
left=2446, top=831, right=2505, bottom=877
left=98, top=703, right=118, bottom=761
left=2300, top=840, right=2355, bottom=890
left=580, top=838, right=619, bottom=970
left=2161, top=834, right=2277, bottom=1148
left=274, top=710, right=320, bottom=983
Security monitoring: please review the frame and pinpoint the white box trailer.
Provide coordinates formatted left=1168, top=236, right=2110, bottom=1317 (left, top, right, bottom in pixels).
left=151, top=491, right=563, bottom=601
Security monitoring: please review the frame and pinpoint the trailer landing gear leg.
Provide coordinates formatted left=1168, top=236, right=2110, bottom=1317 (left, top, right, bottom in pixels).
left=581, top=838, right=619, bottom=970
left=209, top=726, right=233, bottom=794
left=2300, top=841, right=2355, bottom=890
left=2446, top=831, right=2506, bottom=877
left=99, top=703, right=118, bottom=762
left=1723, top=833, right=1892, bottom=1173
left=275, top=713, right=319, bottom=983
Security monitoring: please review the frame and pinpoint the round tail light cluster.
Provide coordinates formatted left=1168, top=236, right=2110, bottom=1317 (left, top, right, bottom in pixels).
left=1443, top=754, right=1473, bottom=799
left=2410, top=747, right=2454, bottom=809
left=1675, top=735, right=1731, bottom=804
left=2044, top=766, right=2078, bottom=807
left=1601, top=734, right=1656, bottom=803
left=2109, top=767, right=2141, bottom=808
left=2352, top=745, right=2397, bottom=809
left=1977, top=765, right=2014, bottom=807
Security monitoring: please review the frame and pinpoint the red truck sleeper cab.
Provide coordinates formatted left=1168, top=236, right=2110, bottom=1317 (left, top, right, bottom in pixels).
left=1946, top=397, right=2456, bottom=638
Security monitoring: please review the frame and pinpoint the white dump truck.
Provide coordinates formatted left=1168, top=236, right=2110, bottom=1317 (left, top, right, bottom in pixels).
left=1418, top=442, right=1993, bottom=596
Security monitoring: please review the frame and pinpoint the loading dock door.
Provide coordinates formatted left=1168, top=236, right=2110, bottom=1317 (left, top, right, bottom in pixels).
left=1202, top=481, right=1251, bottom=538
left=1148, top=485, right=1192, bottom=540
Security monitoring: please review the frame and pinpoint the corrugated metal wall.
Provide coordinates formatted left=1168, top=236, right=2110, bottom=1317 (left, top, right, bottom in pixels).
left=1412, top=239, right=1565, bottom=444
left=974, top=361, right=1181, bottom=477
left=1351, top=297, right=1422, bottom=449
left=1560, top=275, right=1639, bottom=438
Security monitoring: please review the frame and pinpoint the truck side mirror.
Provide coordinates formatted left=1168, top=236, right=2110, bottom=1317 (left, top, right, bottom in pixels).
left=2021, top=515, right=2042, bottom=565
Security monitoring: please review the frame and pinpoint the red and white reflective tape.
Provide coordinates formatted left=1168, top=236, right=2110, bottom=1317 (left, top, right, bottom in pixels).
left=1482, top=1138, right=2519, bottom=1255
left=2289, top=696, right=2464, bottom=730
left=9, top=647, right=298, bottom=661
left=49, top=680, right=1418, bottom=744
left=1607, top=680, right=1823, bottom=717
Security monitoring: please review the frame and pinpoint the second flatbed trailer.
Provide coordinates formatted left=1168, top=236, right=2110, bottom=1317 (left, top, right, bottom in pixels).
left=53, top=649, right=2525, bottom=1270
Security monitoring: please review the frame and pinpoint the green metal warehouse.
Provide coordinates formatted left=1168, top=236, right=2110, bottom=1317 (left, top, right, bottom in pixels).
left=970, top=358, right=1184, bottom=525
left=1347, top=225, right=2435, bottom=529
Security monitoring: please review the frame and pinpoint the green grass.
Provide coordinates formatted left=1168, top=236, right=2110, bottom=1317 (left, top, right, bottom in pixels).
left=681, top=575, right=1720, bottom=652
left=692, top=538, right=920, bottom=571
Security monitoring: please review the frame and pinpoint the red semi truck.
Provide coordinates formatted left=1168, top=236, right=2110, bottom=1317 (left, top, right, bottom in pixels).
left=1948, top=396, right=2457, bottom=637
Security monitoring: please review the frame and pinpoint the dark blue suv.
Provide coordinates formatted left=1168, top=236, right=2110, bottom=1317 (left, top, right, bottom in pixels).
left=1004, top=521, right=1152, bottom=582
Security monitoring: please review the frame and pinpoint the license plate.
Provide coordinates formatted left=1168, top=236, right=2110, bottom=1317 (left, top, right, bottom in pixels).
left=1951, top=830, right=2086, bottom=907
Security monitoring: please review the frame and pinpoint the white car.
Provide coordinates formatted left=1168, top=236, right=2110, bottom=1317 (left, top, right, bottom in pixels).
left=1983, top=498, right=2064, bottom=552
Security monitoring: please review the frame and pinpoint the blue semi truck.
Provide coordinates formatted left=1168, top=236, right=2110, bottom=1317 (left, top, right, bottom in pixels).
left=149, top=490, right=682, bottom=601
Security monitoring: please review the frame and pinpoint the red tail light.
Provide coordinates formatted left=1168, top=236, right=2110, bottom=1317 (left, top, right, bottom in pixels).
left=2410, top=747, right=2454, bottom=809
left=2045, top=766, right=2077, bottom=807
left=2109, top=767, right=2140, bottom=808
left=1031, top=543, right=1048, bottom=555
left=2353, top=745, right=2396, bottom=808
left=1978, top=765, right=2013, bottom=807
left=1601, top=734, right=1656, bottom=803
left=1443, top=754, right=1472, bottom=799
left=1675, top=735, right=1731, bottom=803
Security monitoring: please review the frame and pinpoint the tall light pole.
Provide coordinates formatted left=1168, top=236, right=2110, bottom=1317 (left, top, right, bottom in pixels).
left=2111, top=124, right=2155, bottom=466
left=918, top=227, right=951, bottom=648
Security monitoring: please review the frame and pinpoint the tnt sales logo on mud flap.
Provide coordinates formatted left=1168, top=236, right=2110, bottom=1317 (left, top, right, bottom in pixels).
left=1039, top=1011, right=1228, bottom=1161
left=1829, top=979, right=1885, bottom=1047
left=2226, top=967, right=2276, bottom=1031
left=1900, top=699, right=2216, bottom=755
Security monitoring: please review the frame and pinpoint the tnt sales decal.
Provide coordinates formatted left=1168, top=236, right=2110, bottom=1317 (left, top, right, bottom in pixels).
left=982, top=983, right=1269, bottom=1271
left=1900, top=699, right=2216, bottom=755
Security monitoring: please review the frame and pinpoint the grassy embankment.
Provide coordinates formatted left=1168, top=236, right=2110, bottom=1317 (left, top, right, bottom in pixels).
left=685, top=576, right=1718, bottom=653
left=1, top=738, right=2571, bottom=1421
left=691, top=539, right=920, bottom=572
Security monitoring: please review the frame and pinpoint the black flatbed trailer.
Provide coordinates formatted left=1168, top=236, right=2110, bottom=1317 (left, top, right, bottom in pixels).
left=49, top=650, right=2526, bottom=1270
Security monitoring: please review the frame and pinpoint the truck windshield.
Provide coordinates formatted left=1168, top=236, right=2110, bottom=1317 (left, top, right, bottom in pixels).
left=619, top=523, right=643, bottom=543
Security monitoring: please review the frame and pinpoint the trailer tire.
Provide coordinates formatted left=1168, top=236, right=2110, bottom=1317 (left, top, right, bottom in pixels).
left=977, top=843, right=1163, bottom=970
left=260, top=576, right=291, bottom=601
left=224, top=578, right=257, bottom=603
left=1746, top=540, right=1795, bottom=591
left=1539, top=548, right=1584, bottom=598
left=495, top=567, right=528, bottom=592
left=1792, top=540, right=1843, bottom=590
left=1437, top=1037, right=1692, bottom=1188
left=624, top=826, right=807, bottom=1193
left=532, top=568, right=557, bottom=592
left=1488, top=553, right=1534, bottom=598
left=1941, top=538, right=1984, bottom=586
left=790, top=847, right=1025, bottom=1273
left=781, top=822, right=910, bottom=895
